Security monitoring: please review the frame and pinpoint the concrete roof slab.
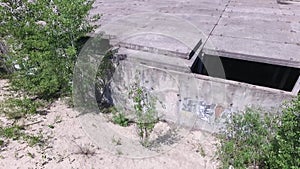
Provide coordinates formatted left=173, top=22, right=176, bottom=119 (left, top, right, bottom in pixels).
left=91, top=0, right=300, bottom=68
left=213, top=17, right=300, bottom=44
left=203, top=35, right=300, bottom=68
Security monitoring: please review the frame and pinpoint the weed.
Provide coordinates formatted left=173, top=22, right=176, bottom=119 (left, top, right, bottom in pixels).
left=112, top=136, right=122, bottom=146
left=116, top=149, right=123, bottom=156
left=54, top=115, right=62, bottom=124
left=73, top=145, right=96, bottom=157
left=129, top=80, right=159, bottom=147
left=197, top=143, right=206, bottom=157
left=27, top=152, right=35, bottom=159
left=48, top=125, right=55, bottom=129
left=112, top=111, right=129, bottom=127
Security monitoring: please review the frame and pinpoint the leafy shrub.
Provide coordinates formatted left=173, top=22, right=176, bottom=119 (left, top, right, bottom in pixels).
left=219, top=98, right=300, bottom=169
left=112, top=111, right=129, bottom=127
left=218, top=109, right=277, bottom=169
left=0, top=0, right=99, bottom=99
left=267, top=97, right=300, bottom=169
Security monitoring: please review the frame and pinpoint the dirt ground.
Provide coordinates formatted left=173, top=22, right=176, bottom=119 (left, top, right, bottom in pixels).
left=0, top=79, right=220, bottom=169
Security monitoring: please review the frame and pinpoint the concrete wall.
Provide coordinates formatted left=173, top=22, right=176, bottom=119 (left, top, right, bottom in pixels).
left=109, top=58, right=294, bottom=133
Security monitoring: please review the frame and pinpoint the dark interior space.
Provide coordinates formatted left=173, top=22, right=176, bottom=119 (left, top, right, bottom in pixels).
left=191, top=54, right=300, bottom=92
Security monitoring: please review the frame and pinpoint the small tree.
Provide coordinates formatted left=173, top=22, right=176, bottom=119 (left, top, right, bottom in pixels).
left=0, top=0, right=99, bottom=99
left=129, top=79, right=159, bottom=147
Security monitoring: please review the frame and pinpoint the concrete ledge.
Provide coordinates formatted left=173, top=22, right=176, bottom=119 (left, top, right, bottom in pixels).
left=193, top=73, right=296, bottom=96
left=203, top=35, right=300, bottom=68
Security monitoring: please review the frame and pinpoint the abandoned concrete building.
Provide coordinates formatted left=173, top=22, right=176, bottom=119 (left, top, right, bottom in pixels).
left=88, top=0, right=300, bottom=131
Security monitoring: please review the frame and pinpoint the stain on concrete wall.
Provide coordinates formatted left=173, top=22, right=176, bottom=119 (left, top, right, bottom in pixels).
left=108, top=59, right=293, bottom=132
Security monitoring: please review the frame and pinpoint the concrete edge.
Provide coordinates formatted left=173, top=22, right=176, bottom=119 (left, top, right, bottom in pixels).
left=202, top=48, right=300, bottom=69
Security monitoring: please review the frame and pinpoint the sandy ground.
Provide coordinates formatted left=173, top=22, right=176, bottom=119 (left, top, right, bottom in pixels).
left=0, top=79, right=220, bottom=169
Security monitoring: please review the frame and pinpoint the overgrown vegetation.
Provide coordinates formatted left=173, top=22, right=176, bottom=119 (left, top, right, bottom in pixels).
left=267, top=97, right=300, bottom=169
left=218, top=97, right=300, bottom=169
left=0, top=0, right=99, bottom=99
left=0, top=0, right=98, bottom=149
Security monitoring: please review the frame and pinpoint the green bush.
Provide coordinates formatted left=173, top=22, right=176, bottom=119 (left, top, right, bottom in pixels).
left=218, top=98, right=300, bottom=169
left=112, top=111, right=129, bottom=127
left=0, top=0, right=99, bottom=99
left=218, top=109, right=277, bottom=168
left=267, top=97, right=300, bottom=169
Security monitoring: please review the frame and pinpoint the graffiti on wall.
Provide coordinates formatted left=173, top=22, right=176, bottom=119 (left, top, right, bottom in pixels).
left=181, top=98, right=233, bottom=123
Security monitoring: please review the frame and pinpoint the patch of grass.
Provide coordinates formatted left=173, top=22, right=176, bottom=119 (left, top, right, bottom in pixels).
left=0, top=72, right=10, bottom=79
left=0, top=97, right=44, bottom=119
left=0, top=125, right=23, bottom=140
left=0, top=125, right=44, bottom=146
left=23, top=134, right=44, bottom=147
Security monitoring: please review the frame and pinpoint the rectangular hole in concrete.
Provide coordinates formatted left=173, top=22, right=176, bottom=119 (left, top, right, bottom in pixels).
left=191, top=54, right=300, bottom=92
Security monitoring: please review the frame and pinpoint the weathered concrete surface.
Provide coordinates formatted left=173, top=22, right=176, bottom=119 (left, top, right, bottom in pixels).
left=205, top=0, right=300, bottom=68
left=90, top=0, right=300, bottom=131
left=92, top=0, right=300, bottom=68
left=111, top=51, right=293, bottom=132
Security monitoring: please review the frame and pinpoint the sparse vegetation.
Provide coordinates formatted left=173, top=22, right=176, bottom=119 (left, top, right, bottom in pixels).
left=0, top=125, right=44, bottom=147
left=0, top=125, right=23, bottom=140
left=112, top=136, right=122, bottom=146
left=0, top=97, right=44, bottom=119
left=116, top=149, right=123, bottom=156
left=73, top=143, right=97, bottom=157
left=129, top=79, right=159, bottom=147
left=197, top=143, right=206, bottom=157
